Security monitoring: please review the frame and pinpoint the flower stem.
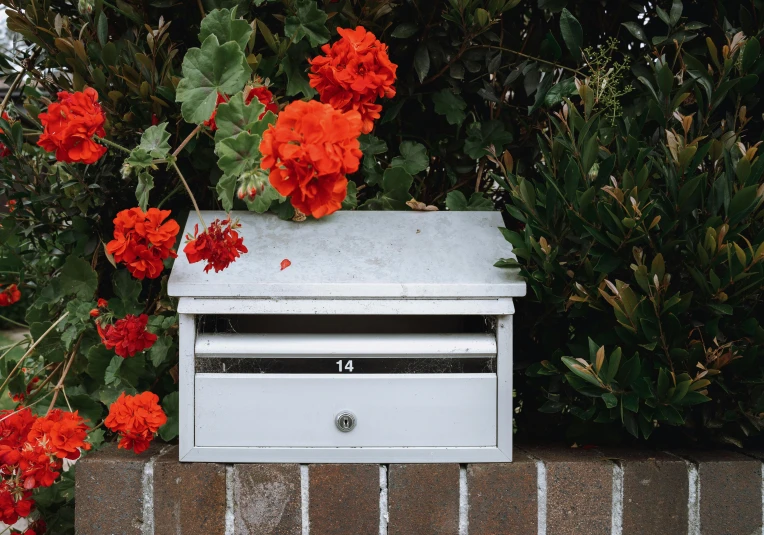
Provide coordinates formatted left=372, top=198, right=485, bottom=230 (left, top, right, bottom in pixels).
left=0, top=68, right=26, bottom=118
left=172, top=125, right=202, bottom=158
left=47, top=333, right=83, bottom=414
left=95, top=135, right=131, bottom=154
left=0, top=314, right=28, bottom=329
left=171, top=162, right=206, bottom=229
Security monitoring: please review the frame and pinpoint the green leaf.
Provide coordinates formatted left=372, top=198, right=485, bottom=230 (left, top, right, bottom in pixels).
left=149, top=336, right=173, bottom=367
left=544, top=77, right=577, bottom=107
left=414, top=45, right=430, bottom=83
left=113, top=269, right=141, bottom=307
left=669, top=0, right=683, bottom=26
left=622, top=22, right=648, bottom=43
left=214, top=91, right=266, bottom=142
left=97, top=12, right=108, bottom=47
left=86, top=345, right=114, bottom=383
left=60, top=255, right=98, bottom=299
left=559, top=8, right=583, bottom=56
left=216, top=174, right=238, bottom=212
left=602, top=392, right=618, bottom=408
left=363, top=167, right=414, bottom=210
left=464, top=120, right=513, bottom=159
left=283, top=42, right=316, bottom=98
left=391, top=23, right=418, bottom=38
left=391, top=142, right=429, bottom=175
left=158, top=391, right=180, bottom=441
left=359, top=134, right=388, bottom=156
left=342, top=181, right=358, bottom=210
left=742, top=38, right=761, bottom=71
left=135, top=122, right=172, bottom=159
left=538, top=0, right=567, bottom=12
left=446, top=191, right=494, bottom=211
left=433, top=89, right=467, bottom=125
left=199, top=8, right=253, bottom=50
left=284, top=0, right=330, bottom=47
left=727, top=185, right=759, bottom=224
left=136, top=172, right=154, bottom=211
left=215, top=131, right=263, bottom=177
left=104, top=356, right=123, bottom=385
left=175, top=35, right=251, bottom=124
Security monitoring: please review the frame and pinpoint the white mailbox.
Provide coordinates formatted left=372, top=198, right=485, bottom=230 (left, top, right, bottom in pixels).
left=168, top=210, right=525, bottom=463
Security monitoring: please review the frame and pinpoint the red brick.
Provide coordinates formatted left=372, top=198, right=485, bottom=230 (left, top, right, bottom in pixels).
left=523, top=445, right=612, bottom=535
left=153, top=446, right=227, bottom=535
left=468, top=454, right=537, bottom=535
left=309, top=464, right=378, bottom=535
left=680, top=450, right=761, bottom=535
left=74, top=443, right=161, bottom=535
left=233, top=464, right=302, bottom=535
left=388, top=464, right=459, bottom=535
left=602, top=449, right=687, bottom=535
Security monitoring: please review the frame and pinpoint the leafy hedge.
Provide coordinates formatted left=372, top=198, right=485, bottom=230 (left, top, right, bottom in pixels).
left=0, top=0, right=763, bottom=531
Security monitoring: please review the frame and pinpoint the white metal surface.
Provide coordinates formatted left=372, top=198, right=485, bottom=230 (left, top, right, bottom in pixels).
left=177, top=297, right=515, bottom=315
left=194, top=373, right=497, bottom=447
left=496, top=315, right=514, bottom=460
left=195, top=333, right=497, bottom=358
left=168, top=211, right=525, bottom=299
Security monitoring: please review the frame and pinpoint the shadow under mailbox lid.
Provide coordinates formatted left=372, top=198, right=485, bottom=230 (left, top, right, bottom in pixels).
left=167, top=211, right=526, bottom=299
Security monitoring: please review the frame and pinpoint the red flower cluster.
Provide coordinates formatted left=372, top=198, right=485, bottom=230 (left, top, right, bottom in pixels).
left=97, top=314, right=157, bottom=358
left=0, top=408, right=90, bottom=526
left=0, top=112, right=13, bottom=158
left=309, top=27, right=397, bottom=134
left=260, top=100, right=362, bottom=218
left=205, top=84, right=279, bottom=131
left=0, top=284, right=20, bottom=307
left=37, top=88, right=107, bottom=164
left=104, top=392, right=167, bottom=454
left=106, top=207, right=179, bottom=279
left=184, top=217, right=248, bottom=273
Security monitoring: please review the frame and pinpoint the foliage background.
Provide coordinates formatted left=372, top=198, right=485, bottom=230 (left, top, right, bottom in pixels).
left=0, top=0, right=763, bottom=531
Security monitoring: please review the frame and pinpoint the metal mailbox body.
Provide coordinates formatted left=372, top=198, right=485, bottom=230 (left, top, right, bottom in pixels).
left=168, top=210, right=525, bottom=463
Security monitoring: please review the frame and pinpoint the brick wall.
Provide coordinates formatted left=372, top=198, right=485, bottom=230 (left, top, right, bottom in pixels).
left=75, top=444, right=764, bottom=535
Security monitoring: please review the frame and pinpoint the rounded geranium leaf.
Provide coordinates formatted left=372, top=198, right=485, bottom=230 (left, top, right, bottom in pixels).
left=175, top=35, right=251, bottom=125
left=215, top=131, right=262, bottom=177
left=198, top=8, right=253, bottom=50
left=214, top=91, right=266, bottom=142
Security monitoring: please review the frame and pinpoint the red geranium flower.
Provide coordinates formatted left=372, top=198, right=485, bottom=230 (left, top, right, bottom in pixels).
left=309, top=26, right=397, bottom=134
left=0, top=284, right=21, bottom=307
left=0, top=112, right=13, bottom=158
left=37, top=88, right=107, bottom=164
left=105, top=391, right=167, bottom=454
left=0, top=409, right=35, bottom=466
left=184, top=217, right=248, bottom=273
left=0, top=483, right=34, bottom=525
left=28, top=409, right=91, bottom=460
left=105, top=207, right=179, bottom=279
left=260, top=100, right=362, bottom=218
left=97, top=314, right=157, bottom=358
left=205, top=84, right=278, bottom=131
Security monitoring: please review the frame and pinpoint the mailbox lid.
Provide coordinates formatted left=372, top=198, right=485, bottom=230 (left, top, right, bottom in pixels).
left=168, top=211, right=525, bottom=299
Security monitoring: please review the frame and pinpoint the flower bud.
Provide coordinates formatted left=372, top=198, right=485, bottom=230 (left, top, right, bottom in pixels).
left=78, top=0, right=94, bottom=14
left=236, top=170, right=269, bottom=200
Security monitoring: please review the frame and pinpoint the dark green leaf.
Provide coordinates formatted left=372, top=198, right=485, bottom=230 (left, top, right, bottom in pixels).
left=559, top=8, right=583, bottom=57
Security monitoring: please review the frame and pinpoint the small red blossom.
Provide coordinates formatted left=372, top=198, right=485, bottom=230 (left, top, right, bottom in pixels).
left=37, top=88, right=107, bottom=164
left=105, top=392, right=167, bottom=454
left=97, top=298, right=109, bottom=308
left=97, top=314, right=157, bottom=358
left=309, top=27, right=397, bottom=134
left=260, top=100, right=362, bottom=218
left=0, top=483, right=34, bottom=525
left=0, top=112, right=12, bottom=158
left=105, top=207, right=179, bottom=280
left=183, top=217, right=248, bottom=273
left=6, top=199, right=16, bottom=212
left=0, top=284, right=21, bottom=307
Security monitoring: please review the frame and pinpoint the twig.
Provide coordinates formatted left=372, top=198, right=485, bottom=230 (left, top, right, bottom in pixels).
left=0, top=68, right=26, bottom=118
left=0, top=391, right=52, bottom=424
left=478, top=45, right=585, bottom=76
left=196, top=0, right=205, bottom=18
left=47, top=334, right=83, bottom=414
left=475, top=159, right=486, bottom=193
left=0, top=311, right=69, bottom=394
left=96, top=136, right=131, bottom=154
left=0, top=339, right=26, bottom=361
left=171, top=162, right=206, bottom=229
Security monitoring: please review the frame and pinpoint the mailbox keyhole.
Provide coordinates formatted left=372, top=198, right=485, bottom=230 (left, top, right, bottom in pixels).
left=335, top=411, right=357, bottom=432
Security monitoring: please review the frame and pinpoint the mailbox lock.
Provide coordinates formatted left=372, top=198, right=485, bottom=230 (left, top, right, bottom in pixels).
left=335, top=411, right=357, bottom=432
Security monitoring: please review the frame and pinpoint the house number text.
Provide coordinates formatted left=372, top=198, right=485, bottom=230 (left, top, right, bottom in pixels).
left=336, top=359, right=354, bottom=372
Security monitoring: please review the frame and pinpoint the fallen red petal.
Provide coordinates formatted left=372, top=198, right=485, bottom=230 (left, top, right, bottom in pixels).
left=280, top=259, right=291, bottom=271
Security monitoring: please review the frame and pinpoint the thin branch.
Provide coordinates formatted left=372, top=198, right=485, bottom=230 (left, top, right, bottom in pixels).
left=95, top=135, right=131, bottom=154
left=47, top=334, right=83, bottom=414
left=0, top=68, right=26, bottom=118
left=0, top=314, right=28, bottom=329
left=171, top=125, right=201, bottom=158
left=478, top=45, right=585, bottom=76
left=171, top=162, right=206, bottom=229
left=0, top=311, right=69, bottom=394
